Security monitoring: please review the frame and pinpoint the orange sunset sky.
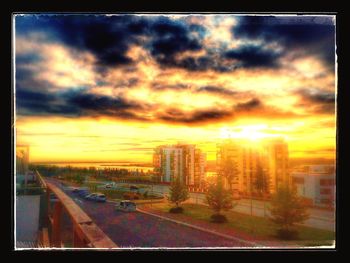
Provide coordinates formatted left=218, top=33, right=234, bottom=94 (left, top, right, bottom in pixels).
left=15, top=14, right=336, bottom=163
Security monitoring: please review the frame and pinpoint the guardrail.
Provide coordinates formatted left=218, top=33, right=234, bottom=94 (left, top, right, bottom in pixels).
left=36, top=171, right=47, bottom=189
left=42, top=177, right=116, bottom=248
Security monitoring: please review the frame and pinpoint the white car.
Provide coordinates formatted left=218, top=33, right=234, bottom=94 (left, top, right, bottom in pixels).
left=115, top=200, right=137, bottom=212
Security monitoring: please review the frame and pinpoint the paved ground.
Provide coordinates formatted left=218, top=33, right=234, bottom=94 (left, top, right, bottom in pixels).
left=48, top=179, right=253, bottom=248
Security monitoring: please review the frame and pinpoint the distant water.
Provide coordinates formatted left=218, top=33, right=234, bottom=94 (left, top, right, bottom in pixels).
left=33, top=162, right=153, bottom=172
left=32, top=162, right=217, bottom=176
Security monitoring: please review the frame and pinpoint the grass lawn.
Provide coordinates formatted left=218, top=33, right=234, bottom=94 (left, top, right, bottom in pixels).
left=147, top=203, right=335, bottom=246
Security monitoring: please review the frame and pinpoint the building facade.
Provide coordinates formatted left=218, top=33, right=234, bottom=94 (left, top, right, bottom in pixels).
left=291, top=165, right=335, bottom=208
left=16, top=145, right=30, bottom=175
left=217, top=138, right=289, bottom=197
left=153, top=144, right=206, bottom=186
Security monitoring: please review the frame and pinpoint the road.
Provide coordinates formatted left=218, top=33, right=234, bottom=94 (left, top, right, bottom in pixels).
left=48, top=179, right=252, bottom=248
left=103, top=182, right=335, bottom=231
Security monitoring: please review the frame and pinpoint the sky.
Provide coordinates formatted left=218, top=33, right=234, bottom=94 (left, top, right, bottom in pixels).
left=14, top=14, right=336, bottom=163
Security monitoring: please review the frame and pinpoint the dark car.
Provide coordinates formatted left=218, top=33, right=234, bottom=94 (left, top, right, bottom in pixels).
left=79, top=191, right=90, bottom=198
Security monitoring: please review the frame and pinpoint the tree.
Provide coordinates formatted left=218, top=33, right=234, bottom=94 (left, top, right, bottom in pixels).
left=168, top=177, right=189, bottom=211
left=255, top=163, right=268, bottom=197
left=269, top=184, right=309, bottom=239
left=75, top=174, right=85, bottom=185
left=206, top=176, right=235, bottom=222
left=219, top=157, right=239, bottom=192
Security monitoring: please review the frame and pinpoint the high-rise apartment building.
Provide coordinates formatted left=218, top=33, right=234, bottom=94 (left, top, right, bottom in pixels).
left=262, top=138, right=289, bottom=193
left=153, top=144, right=206, bottom=186
left=217, top=138, right=289, bottom=196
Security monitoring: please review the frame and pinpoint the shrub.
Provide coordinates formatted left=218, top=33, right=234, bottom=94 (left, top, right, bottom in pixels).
left=276, top=229, right=299, bottom=240
left=269, top=184, right=309, bottom=240
left=168, top=177, right=189, bottom=207
left=210, top=214, right=228, bottom=223
left=123, top=192, right=141, bottom=200
left=206, top=176, right=234, bottom=217
left=169, top=207, right=184, bottom=213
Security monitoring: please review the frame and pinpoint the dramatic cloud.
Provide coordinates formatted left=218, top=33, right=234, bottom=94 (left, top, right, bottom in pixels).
left=225, top=45, right=282, bottom=69
left=15, top=14, right=336, bottom=128
left=294, top=88, right=335, bottom=114
left=16, top=15, right=148, bottom=69
left=233, top=16, right=335, bottom=69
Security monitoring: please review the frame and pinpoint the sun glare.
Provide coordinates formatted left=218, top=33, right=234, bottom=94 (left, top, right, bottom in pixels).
left=220, top=125, right=282, bottom=141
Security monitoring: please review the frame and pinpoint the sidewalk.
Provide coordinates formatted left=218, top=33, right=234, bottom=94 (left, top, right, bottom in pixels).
left=137, top=204, right=307, bottom=248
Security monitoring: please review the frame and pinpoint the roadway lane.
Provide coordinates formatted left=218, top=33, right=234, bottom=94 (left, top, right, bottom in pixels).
left=48, top=179, right=251, bottom=248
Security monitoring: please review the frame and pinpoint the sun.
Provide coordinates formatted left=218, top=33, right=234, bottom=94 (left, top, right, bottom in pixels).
left=220, top=125, right=279, bottom=141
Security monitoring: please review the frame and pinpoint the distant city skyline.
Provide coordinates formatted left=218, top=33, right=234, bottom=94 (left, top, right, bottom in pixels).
left=15, top=14, right=336, bottom=163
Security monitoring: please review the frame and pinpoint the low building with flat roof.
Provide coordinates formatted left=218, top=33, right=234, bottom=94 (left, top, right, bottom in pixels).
left=291, top=165, right=335, bottom=208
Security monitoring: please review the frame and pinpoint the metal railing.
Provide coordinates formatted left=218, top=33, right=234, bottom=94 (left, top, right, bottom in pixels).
left=37, top=173, right=116, bottom=248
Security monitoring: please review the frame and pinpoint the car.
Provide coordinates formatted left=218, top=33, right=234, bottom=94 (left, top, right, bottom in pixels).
left=77, top=188, right=89, bottom=196
left=115, top=200, right=137, bottom=212
left=85, top=193, right=98, bottom=201
left=95, top=194, right=107, bottom=202
left=79, top=190, right=90, bottom=198
left=72, top=188, right=79, bottom=193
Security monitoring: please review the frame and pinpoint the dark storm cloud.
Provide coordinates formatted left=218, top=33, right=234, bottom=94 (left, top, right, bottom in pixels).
left=16, top=15, right=335, bottom=75
left=294, top=88, right=335, bottom=114
left=225, top=45, right=282, bottom=69
left=16, top=87, right=150, bottom=121
left=16, top=89, right=79, bottom=116
left=233, top=16, right=335, bottom=68
left=16, top=15, right=211, bottom=72
left=148, top=18, right=210, bottom=71
left=149, top=18, right=203, bottom=57
left=155, top=96, right=301, bottom=125
left=16, top=15, right=152, bottom=68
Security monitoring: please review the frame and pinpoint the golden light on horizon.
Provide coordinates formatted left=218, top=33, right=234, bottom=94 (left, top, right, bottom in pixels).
left=219, top=125, right=286, bottom=141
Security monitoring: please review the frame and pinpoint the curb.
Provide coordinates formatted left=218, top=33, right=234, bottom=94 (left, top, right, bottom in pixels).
left=136, top=207, right=260, bottom=247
